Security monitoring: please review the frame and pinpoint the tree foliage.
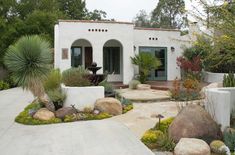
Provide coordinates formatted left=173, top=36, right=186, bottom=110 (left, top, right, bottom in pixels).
left=192, top=0, right=235, bottom=72
left=133, top=10, right=151, bottom=28
left=0, top=0, right=108, bottom=66
left=133, top=0, right=187, bottom=29
left=151, top=0, right=187, bottom=29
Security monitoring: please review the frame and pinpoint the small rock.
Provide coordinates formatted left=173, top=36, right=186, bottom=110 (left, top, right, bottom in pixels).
left=55, top=107, right=77, bottom=119
left=33, top=108, right=55, bottom=121
left=95, top=97, right=122, bottom=116
left=174, top=138, right=210, bottom=155
left=28, top=109, right=37, bottom=116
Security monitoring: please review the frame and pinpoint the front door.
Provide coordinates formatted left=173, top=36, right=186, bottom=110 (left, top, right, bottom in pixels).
left=85, top=47, right=93, bottom=68
left=139, top=47, right=167, bottom=81
left=103, top=47, right=122, bottom=81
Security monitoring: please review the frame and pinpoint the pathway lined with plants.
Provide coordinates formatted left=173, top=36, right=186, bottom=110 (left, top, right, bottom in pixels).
left=110, top=101, right=178, bottom=138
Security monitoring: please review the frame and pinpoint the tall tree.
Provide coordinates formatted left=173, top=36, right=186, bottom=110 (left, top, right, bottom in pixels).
left=58, top=0, right=86, bottom=19
left=0, top=0, right=108, bottom=66
left=85, top=9, right=107, bottom=20
left=133, top=10, right=152, bottom=27
left=151, top=0, right=187, bottom=29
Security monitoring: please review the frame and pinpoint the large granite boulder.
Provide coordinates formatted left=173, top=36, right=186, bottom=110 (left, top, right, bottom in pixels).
left=33, top=108, right=55, bottom=121
left=95, top=97, right=122, bottom=115
left=174, top=138, right=210, bottom=155
left=55, top=107, right=77, bottom=119
left=169, top=105, right=221, bottom=143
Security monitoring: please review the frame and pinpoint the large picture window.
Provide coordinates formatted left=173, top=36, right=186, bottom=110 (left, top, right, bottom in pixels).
left=103, top=47, right=120, bottom=74
left=139, top=47, right=167, bottom=80
left=71, top=47, right=82, bottom=67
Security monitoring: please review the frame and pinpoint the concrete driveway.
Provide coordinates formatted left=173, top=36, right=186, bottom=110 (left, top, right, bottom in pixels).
left=0, top=88, right=153, bottom=155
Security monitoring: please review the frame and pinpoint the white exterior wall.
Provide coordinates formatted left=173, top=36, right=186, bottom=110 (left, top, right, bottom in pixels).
left=205, top=88, right=235, bottom=131
left=133, top=29, right=183, bottom=80
left=55, top=21, right=193, bottom=83
left=55, top=21, right=134, bottom=84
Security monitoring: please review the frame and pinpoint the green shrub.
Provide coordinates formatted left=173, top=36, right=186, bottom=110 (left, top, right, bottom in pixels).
left=129, top=80, right=141, bottom=89
left=47, top=89, right=66, bottom=106
left=64, top=112, right=112, bottom=122
left=0, top=80, right=10, bottom=90
left=223, top=128, right=235, bottom=151
left=98, top=79, right=114, bottom=93
left=3, top=75, right=16, bottom=88
left=62, top=67, right=91, bottom=87
left=123, top=104, right=133, bottom=114
left=156, top=133, right=176, bottom=152
left=154, top=117, right=174, bottom=133
left=15, top=102, right=62, bottom=125
left=141, top=129, right=164, bottom=148
left=43, top=69, right=62, bottom=92
left=131, top=53, right=161, bottom=83
left=64, top=114, right=76, bottom=122
left=223, top=72, right=235, bottom=87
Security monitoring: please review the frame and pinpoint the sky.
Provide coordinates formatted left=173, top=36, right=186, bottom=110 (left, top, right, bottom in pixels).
left=86, top=0, right=199, bottom=22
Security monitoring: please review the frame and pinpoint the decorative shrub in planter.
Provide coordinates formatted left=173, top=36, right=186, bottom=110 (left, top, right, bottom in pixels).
left=61, top=67, right=105, bottom=110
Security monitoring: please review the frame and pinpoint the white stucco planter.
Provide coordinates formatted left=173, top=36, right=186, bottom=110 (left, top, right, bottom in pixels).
left=203, top=71, right=235, bottom=83
left=205, top=87, right=235, bottom=131
left=61, top=85, right=104, bottom=111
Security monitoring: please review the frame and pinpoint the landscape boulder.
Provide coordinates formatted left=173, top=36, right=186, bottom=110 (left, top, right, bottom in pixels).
left=95, top=97, right=122, bottom=115
left=174, top=138, right=210, bottom=155
left=55, top=107, right=77, bottom=119
left=33, top=108, right=55, bottom=121
left=39, top=95, right=55, bottom=112
left=169, top=104, right=222, bottom=143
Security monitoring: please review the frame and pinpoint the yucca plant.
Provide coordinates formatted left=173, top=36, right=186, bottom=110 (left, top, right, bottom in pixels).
left=131, top=52, right=161, bottom=83
left=4, top=35, right=52, bottom=98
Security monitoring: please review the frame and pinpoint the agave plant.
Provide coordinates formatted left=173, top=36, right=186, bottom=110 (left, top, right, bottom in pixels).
left=4, top=35, right=52, bottom=98
left=131, top=52, right=161, bottom=83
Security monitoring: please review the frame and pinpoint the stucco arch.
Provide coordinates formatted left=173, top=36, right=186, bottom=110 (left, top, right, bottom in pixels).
left=103, top=39, right=123, bottom=82
left=70, top=39, right=93, bottom=68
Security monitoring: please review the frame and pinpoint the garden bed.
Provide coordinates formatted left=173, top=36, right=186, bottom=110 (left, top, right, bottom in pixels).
left=15, top=99, right=133, bottom=125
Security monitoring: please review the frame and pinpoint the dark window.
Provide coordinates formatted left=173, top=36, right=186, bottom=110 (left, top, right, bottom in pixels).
left=103, top=47, right=120, bottom=74
left=71, top=47, right=82, bottom=67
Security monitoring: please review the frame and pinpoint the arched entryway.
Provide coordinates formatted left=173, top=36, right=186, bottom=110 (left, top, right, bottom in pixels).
left=71, top=39, right=93, bottom=68
left=103, top=39, right=123, bottom=82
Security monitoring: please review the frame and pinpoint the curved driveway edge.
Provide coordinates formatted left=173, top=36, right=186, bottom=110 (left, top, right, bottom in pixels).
left=0, top=88, right=153, bottom=155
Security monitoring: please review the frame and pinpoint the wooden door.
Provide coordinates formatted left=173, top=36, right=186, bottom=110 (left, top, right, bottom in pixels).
left=85, top=47, right=93, bottom=68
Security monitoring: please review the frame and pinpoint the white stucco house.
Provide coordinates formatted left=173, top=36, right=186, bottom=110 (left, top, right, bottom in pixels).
left=54, top=20, right=196, bottom=84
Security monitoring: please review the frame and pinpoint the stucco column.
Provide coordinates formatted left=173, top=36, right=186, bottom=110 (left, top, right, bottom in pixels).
left=122, top=44, right=134, bottom=85
left=92, top=44, right=103, bottom=74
